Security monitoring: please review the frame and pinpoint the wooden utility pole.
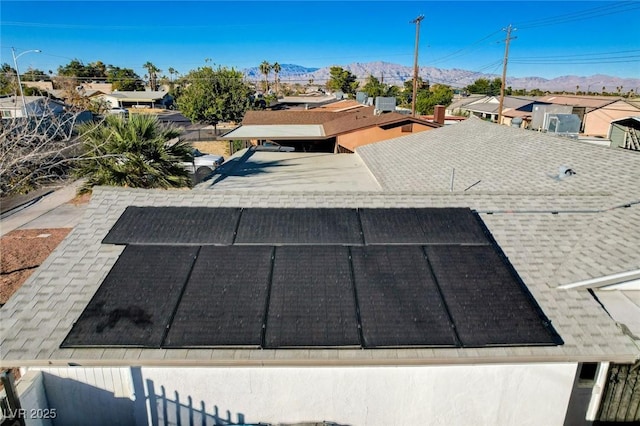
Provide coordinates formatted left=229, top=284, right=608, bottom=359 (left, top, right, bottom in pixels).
left=411, top=15, right=424, bottom=117
left=498, top=24, right=516, bottom=125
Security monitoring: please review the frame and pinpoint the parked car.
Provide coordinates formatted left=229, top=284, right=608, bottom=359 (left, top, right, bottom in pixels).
left=106, top=107, right=129, bottom=118
left=255, top=141, right=295, bottom=152
left=182, top=149, right=224, bottom=182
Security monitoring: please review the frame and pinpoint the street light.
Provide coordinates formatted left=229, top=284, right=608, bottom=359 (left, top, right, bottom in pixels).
left=11, top=47, right=41, bottom=117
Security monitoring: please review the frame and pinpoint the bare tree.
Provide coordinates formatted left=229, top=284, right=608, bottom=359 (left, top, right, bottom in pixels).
left=0, top=104, right=95, bottom=196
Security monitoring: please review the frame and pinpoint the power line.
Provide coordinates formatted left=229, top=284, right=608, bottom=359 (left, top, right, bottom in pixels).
left=514, top=1, right=640, bottom=29
left=511, top=49, right=640, bottom=60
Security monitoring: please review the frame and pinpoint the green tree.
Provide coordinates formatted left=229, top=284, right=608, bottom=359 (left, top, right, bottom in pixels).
left=58, top=59, right=89, bottom=77
left=177, top=66, right=252, bottom=131
left=399, top=77, right=429, bottom=106
left=0, top=63, right=17, bottom=95
left=272, top=62, right=281, bottom=96
left=57, top=59, right=107, bottom=79
left=21, top=68, right=50, bottom=82
left=168, top=67, right=178, bottom=82
left=106, top=66, right=144, bottom=91
left=415, top=84, right=454, bottom=115
left=464, top=77, right=502, bottom=96
left=363, top=75, right=386, bottom=98
left=362, top=75, right=401, bottom=99
left=326, top=66, right=359, bottom=97
left=259, top=61, right=271, bottom=92
left=143, top=61, right=161, bottom=91
left=74, top=114, right=192, bottom=193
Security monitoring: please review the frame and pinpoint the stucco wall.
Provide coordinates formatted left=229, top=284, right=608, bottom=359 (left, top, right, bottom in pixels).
left=142, top=363, right=578, bottom=426
left=584, top=101, right=640, bottom=137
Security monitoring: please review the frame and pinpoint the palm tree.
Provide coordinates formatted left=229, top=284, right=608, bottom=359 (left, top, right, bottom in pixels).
left=259, top=61, right=271, bottom=93
left=168, top=67, right=177, bottom=82
left=272, top=62, right=281, bottom=96
left=74, top=114, right=192, bottom=193
left=143, top=61, right=161, bottom=91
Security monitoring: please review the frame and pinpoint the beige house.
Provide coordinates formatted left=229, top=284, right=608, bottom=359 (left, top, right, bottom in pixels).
left=583, top=99, right=640, bottom=137
left=538, top=95, right=640, bottom=137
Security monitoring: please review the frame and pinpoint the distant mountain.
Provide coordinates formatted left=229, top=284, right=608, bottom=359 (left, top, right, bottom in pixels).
left=243, top=61, right=640, bottom=93
left=244, top=63, right=319, bottom=79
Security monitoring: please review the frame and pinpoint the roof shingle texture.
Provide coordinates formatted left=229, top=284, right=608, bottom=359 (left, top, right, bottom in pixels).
left=3, top=118, right=639, bottom=366
left=357, top=117, right=640, bottom=203
left=1, top=186, right=638, bottom=366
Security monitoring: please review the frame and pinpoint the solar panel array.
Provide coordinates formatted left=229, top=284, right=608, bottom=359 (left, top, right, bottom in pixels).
left=63, top=207, right=562, bottom=349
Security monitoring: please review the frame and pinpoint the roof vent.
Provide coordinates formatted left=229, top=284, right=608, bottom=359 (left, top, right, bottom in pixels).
left=558, top=166, right=576, bottom=180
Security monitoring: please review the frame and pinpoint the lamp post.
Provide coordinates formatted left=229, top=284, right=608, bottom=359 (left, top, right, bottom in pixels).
left=11, top=47, right=41, bottom=117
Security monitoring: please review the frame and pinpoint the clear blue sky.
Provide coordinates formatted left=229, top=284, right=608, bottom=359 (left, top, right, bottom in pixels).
left=1, top=0, right=639, bottom=81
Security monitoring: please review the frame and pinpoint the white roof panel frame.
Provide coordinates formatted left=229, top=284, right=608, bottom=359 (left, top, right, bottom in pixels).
left=220, top=124, right=327, bottom=140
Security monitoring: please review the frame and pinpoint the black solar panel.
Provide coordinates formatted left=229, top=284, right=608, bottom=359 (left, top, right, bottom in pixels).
left=359, top=208, right=489, bottom=245
left=62, top=245, right=198, bottom=348
left=102, top=206, right=241, bottom=245
left=413, top=208, right=489, bottom=244
left=350, top=246, right=458, bottom=347
left=425, top=245, right=558, bottom=346
left=264, top=246, right=360, bottom=348
left=66, top=207, right=561, bottom=350
left=235, top=208, right=362, bottom=245
left=163, top=246, right=272, bottom=347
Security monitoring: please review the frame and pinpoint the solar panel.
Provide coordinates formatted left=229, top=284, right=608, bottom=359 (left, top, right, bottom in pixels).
left=413, top=208, right=489, bottom=244
left=264, top=246, right=360, bottom=347
left=68, top=206, right=561, bottom=350
left=235, top=208, right=362, bottom=245
left=424, top=245, right=558, bottom=346
left=359, top=208, right=489, bottom=245
left=350, top=246, right=458, bottom=347
left=163, top=246, right=272, bottom=347
left=62, top=245, right=198, bottom=348
left=102, top=206, right=241, bottom=245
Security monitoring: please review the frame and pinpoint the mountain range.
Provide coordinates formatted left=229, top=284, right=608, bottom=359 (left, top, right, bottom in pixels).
left=243, top=61, right=640, bottom=93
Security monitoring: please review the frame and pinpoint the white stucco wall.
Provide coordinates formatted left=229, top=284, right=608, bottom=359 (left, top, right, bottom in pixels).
left=142, top=363, right=578, bottom=426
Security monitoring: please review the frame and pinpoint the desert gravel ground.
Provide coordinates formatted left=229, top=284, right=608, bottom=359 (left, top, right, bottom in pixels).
left=0, top=192, right=91, bottom=306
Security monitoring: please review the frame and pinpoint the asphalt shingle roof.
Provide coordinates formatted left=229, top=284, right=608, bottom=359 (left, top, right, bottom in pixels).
left=357, top=117, right=640, bottom=204
left=1, top=187, right=638, bottom=366
left=2, top=118, right=639, bottom=366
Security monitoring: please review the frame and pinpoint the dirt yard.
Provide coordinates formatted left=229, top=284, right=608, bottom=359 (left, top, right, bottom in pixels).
left=0, top=228, right=71, bottom=305
left=0, top=192, right=92, bottom=306
left=192, top=140, right=230, bottom=157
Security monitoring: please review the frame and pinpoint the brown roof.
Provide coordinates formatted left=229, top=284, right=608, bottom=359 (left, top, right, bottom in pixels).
left=315, top=99, right=367, bottom=112
left=243, top=107, right=439, bottom=138
left=324, top=111, right=438, bottom=136
left=537, top=95, right=620, bottom=109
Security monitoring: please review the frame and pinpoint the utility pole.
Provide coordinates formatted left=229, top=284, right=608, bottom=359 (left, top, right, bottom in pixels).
left=411, top=15, right=424, bottom=117
left=497, top=24, right=516, bottom=125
